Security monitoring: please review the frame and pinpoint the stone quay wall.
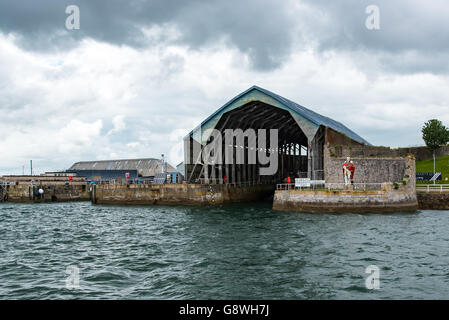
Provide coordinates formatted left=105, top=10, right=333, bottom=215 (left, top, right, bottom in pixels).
left=4, top=184, right=90, bottom=203
left=92, top=183, right=275, bottom=205
left=273, top=187, right=418, bottom=213
left=417, top=191, right=449, bottom=210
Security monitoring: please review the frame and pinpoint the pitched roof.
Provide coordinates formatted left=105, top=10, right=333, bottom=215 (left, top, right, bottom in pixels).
left=187, top=85, right=370, bottom=145
left=69, top=158, right=176, bottom=177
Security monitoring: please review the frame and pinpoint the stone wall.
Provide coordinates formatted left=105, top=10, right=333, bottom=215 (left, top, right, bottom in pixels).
left=92, top=183, right=275, bottom=205
left=327, top=145, right=449, bottom=162
left=5, top=184, right=90, bottom=202
left=325, top=156, right=407, bottom=184
left=323, top=128, right=417, bottom=184
left=324, top=126, right=449, bottom=162
left=273, top=187, right=418, bottom=213
left=417, top=191, right=449, bottom=210
left=435, top=146, right=449, bottom=158
left=324, top=145, right=411, bottom=184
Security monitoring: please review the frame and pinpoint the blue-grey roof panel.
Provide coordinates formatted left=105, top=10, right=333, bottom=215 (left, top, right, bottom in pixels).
left=254, top=86, right=370, bottom=145
left=188, top=86, right=370, bottom=145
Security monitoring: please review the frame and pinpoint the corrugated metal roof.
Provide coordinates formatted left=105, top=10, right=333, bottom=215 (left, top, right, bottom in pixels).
left=187, top=85, right=370, bottom=145
left=69, top=158, right=175, bottom=177
left=67, top=169, right=139, bottom=180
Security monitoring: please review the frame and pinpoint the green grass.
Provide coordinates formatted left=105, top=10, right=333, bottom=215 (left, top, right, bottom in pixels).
left=416, top=154, right=449, bottom=183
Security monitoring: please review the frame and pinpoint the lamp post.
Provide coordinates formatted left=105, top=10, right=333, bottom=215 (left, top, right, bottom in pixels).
left=434, top=150, right=436, bottom=185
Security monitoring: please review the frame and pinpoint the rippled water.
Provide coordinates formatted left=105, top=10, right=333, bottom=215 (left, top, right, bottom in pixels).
left=0, top=201, right=448, bottom=299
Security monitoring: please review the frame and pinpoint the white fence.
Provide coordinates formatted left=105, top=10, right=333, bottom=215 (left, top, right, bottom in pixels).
left=416, top=184, right=449, bottom=193
left=277, top=182, right=384, bottom=191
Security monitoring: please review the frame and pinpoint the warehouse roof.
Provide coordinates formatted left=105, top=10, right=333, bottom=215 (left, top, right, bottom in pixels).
left=69, top=158, right=175, bottom=177
left=187, top=85, right=370, bottom=145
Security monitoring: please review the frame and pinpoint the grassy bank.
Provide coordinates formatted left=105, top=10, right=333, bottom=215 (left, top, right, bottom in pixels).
left=416, top=154, right=449, bottom=183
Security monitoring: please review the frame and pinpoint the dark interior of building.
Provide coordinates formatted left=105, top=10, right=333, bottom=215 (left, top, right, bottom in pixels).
left=185, top=101, right=324, bottom=184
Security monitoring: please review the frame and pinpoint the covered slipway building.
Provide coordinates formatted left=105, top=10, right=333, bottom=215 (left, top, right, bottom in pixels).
left=183, top=86, right=370, bottom=184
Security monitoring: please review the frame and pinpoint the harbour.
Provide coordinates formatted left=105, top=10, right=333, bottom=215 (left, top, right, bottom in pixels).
left=2, top=86, right=449, bottom=212
left=1, top=201, right=448, bottom=299
left=2, top=0, right=449, bottom=305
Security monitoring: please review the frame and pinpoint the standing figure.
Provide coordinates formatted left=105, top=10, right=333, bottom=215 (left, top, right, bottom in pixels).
left=342, top=157, right=356, bottom=185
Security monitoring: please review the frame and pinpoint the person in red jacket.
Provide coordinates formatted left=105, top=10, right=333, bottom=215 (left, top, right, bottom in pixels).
left=348, top=161, right=355, bottom=184
left=343, top=157, right=355, bottom=185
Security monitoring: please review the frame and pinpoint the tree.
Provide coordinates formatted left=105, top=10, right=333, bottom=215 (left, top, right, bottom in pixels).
left=422, top=119, right=449, bottom=179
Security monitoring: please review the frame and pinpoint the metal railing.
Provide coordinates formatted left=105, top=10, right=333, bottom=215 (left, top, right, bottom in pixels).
left=416, top=184, right=449, bottom=193
left=277, top=180, right=325, bottom=190
left=88, top=178, right=155, bottom=185
left=197, top=178, right=278, bottom=186
left=277, top=183, right=295, bottom=190
left=276, top=182, right=384, bottom=191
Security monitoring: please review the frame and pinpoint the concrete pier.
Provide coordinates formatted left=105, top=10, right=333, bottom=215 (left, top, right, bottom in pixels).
left=3, top=184, right=90, bottom=203
left=272, top=186, right=418, bottom=213
left=91, top=183, right=275, bottom=205
left=1, top=181, right=447, bottom=212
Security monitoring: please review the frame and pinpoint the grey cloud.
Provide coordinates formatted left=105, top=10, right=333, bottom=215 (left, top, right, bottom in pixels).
left=377, top=51, right=449, bottom=75
left=0, top=0, right=296, bottom=70
left=1, top=1, right=448, bottom=73
left=299, top=0, right=449, bottom=74
left=301, top=0, right=449, bottom=52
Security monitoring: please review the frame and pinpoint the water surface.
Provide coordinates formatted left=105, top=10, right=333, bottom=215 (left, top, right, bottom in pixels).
left=0, top=202, right=448, bottom=299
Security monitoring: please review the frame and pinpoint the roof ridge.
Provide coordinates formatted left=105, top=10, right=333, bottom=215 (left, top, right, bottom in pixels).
left=186, top=85, right=370, bottom=145
left=74, top=158, right=160, bottom=163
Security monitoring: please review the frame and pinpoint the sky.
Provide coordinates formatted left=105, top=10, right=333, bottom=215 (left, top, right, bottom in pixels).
left=1, top=0, right=449, bottom=175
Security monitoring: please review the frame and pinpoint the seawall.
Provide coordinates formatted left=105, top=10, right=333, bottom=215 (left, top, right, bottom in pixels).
left=3, top=184, right=90, bottom=203
left=273, top=186, right=418, bottom=213
left=417, top=191, right=449, bottom=210
left=92, top=183, right=275, bottom=205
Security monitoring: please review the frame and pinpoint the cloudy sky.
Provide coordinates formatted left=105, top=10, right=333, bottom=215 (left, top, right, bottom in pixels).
left=1, top=0, right=448, bottom=175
